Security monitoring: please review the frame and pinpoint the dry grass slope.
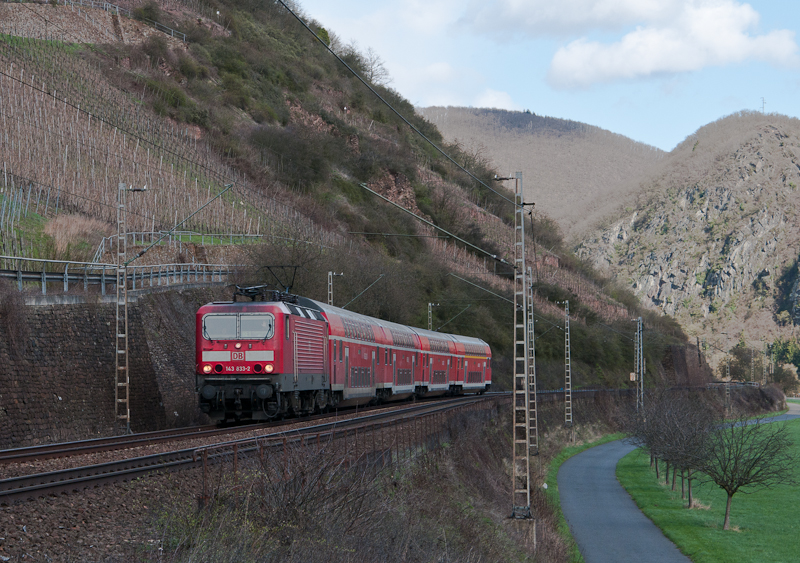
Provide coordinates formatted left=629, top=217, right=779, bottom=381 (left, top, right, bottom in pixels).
left=418, top=106, right=665, bottom=241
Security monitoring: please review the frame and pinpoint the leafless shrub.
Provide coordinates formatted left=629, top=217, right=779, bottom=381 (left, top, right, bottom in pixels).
left=157, top=404, right=556, bottom=563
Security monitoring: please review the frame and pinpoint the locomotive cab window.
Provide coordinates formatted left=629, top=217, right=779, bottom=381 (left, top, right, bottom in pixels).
left=202, top=314, right=237, bottom=340
left=240, top=314, right=275, bottom=340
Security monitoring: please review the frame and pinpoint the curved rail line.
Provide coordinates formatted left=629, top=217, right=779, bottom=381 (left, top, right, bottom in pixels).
left=0, top=395, right=498, bottom=505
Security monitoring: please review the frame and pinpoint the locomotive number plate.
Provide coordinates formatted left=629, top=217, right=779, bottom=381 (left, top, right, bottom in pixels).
left=223, top=365, right=252, bottom=373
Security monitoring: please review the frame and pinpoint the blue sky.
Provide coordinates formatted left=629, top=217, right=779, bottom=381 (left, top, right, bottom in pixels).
left=298, top=0, right=800, bottom=151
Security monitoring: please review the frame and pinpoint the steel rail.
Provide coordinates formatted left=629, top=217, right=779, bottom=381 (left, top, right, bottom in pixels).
left=0, top=396, right=494, bottom=504
left=0, top=425, right=220, bottom=464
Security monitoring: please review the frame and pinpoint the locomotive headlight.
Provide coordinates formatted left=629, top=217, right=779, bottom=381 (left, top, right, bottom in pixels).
left=265, top=364, right=274, bottom=373
left=235, top=342, right=242, bottom=349
left=202, top=364, right=213, bottom=374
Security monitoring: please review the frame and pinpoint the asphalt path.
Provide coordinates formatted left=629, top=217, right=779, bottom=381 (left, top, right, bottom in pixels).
left=558, top=401, right=800, bottom=563
left=558, top=440, right=692, bottom=563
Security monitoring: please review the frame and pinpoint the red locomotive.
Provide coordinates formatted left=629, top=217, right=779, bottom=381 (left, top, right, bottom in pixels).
left=196, top=286, right=492, bottom=421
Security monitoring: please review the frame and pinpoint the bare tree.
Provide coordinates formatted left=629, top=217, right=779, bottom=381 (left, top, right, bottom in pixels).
left=700, top=416, right=796, bottom=530
left=362, top=47, right=391, bottom=86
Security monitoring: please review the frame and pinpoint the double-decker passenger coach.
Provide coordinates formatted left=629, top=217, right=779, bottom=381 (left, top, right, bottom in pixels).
left=196, top=287, right=491, bottom=421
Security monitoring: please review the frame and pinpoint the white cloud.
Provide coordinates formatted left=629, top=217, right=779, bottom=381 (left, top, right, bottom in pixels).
left=546, top=1, right=799, bottom=88
left=461, top=0, right=683, bottom=37
left=473, top=89, right=520, bottom=110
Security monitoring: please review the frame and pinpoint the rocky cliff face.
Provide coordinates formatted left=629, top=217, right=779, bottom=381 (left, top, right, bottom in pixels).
left=578, top=112, right=800, bottom=345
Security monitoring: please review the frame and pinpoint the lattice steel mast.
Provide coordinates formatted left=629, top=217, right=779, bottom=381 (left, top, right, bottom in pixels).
left=564, top=301, right=572, bottom=428
left=509, top=172, right=533, bottom=520
left=526, top=267, right=539, bottom=458
left=115, top=183, right=130, bottom=434
left=634, top=317, right=644, bottom=413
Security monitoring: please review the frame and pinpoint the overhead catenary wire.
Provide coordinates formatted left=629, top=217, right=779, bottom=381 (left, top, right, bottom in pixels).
left=360, top=183, right=514, bottom=268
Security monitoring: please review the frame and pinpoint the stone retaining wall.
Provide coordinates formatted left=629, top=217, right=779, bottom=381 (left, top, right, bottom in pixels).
left=0, top=287, right=225, bottom=448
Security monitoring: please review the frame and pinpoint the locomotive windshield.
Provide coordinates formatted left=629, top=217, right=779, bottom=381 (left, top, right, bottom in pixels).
left=240, top=314, right=275, bottom=339
left=203, top=314, right=237, bottom=340
left=202, top=313, right=275, bottom=340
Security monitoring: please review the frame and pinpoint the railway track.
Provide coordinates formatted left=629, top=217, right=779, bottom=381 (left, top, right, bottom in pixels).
left=0, top=396, right=476, bottom=466
left=0, top=395, right=497, bottom=505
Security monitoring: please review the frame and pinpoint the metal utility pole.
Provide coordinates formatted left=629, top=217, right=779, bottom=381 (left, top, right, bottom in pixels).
left=634, top=317, right=644, bottom=413
left=506, top=171, right=534, bottom=522
left=115, top=183, right=130, bottom=434
left=563, top=300, right=573, bottom=430
left=428, top=303, right=439, bottom=331
left=726, top=357, right=731, bottom=412
left=763, top=342, right=768, bottom=385
left=750, top=348, right=754, bottom=383
left=327, top=271, right=343, bottom=306
left=526, top=267, right=538, bottom=457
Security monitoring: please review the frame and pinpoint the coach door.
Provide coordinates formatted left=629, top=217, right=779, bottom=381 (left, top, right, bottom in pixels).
left=393, top=353, right=397, bottom=386
left=372, top=350, right=376, bottom=387
left=345, top=347, right=350, bottom=388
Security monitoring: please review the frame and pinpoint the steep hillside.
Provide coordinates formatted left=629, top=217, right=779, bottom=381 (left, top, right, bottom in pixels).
left=417, top=107, right=664, bottom=241
left=0, top=0, right=695, bottom=392
left=578, top=111, right=800, bottom=366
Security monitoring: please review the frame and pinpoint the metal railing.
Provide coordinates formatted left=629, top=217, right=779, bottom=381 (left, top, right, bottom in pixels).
left=92, top=232, right=266, bottom=263
left=0, top=256, right=239, bottom=295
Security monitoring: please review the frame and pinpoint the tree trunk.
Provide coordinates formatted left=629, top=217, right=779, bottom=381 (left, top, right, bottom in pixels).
left=687, top=470, right=693, bottom=508
left=671, top=466, right=677, bottom=490
left=655, top=458, right=660, bottom=479
left=723, top=494, right=733, bottom=530
left=681, top=469, right=685, bottom=499
left=650, top=452, right=654, bottom=468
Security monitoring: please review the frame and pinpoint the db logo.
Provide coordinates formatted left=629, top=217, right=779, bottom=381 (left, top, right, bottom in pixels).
left=232, top=351, right=245, bottom=361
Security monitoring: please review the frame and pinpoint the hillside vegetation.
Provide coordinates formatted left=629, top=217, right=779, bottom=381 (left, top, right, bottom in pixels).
left=0, top=0, right=693, bottom=390
left=418, top=107, right=664, bottom=241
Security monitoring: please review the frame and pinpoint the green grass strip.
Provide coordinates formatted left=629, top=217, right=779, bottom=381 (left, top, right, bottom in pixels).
left=545, top=433, right=626, bottom=563
left=616, top=418, right=800, bottom=563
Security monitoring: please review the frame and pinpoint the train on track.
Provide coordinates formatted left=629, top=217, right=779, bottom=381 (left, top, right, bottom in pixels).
left=196, top=286, right=492, bottom=421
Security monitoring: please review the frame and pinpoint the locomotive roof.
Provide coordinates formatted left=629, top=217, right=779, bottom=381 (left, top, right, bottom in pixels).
left=199, top=296, right=489, bottom=351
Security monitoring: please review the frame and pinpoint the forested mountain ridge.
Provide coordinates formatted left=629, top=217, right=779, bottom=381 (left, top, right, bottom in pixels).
left=417, top=106, right=664, bottom=242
